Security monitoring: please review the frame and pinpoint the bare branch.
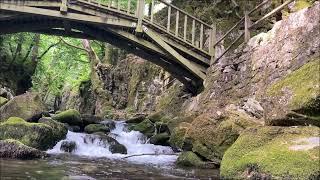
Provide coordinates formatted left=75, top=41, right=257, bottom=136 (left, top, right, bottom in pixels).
left=59, top=37, right=89, bottom=52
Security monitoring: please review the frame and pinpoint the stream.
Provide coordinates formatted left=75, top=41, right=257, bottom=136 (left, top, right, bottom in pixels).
left=0, top=121, right=220, bottom=179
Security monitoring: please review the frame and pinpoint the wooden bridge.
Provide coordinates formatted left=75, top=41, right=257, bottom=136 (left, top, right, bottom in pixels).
left=0, top=0, right=295, bottom=93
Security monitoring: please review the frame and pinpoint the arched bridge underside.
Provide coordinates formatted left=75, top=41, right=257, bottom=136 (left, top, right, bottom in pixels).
left=0, top=0, right=216, bottom=94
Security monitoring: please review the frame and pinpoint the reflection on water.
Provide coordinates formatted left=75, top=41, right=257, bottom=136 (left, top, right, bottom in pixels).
left=0, top=155, right=220, bottom=179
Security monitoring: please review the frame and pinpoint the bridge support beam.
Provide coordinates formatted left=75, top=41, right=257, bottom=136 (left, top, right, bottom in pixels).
left=143, top=25, right=206, bottom=80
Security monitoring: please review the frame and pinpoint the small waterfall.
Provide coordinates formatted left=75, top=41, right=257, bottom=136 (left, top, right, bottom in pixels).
left=47, top=121, right=177, bottom=165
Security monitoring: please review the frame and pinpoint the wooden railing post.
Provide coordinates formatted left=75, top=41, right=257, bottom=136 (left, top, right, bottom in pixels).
left=244, top=10, right=251, bottom=42
left=135, top=0, right=145, bottom=33
left=167, top=6, right=171, bottom=32
left=60, top=0, right=68, bottom=14
left=209, top=23, right=216, bottom=65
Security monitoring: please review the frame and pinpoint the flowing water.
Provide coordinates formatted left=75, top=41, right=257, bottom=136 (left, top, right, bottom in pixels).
left=0, top=121, right=220, bottom=179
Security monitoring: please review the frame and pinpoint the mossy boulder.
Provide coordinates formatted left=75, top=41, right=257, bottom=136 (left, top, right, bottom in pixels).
left=0, top=139, right=46, bottom=159
left=38, top=117, right=68, bottom=142
left=0, top=117, right=60, bottom=150
left=150, top=133, right=170, bottom=146
left=0, top=92, right=46, bottom=122
left=148, top=111, right=165, bottom=123
left=176, top=151, right=206, bottom=167
left=0, top=96, right=8, bottom=107
left=169, top=122, right=192, bottom=150
left=132, top=119, right=155, bottom=137
left=81, top=114, right=104, bottom=127
left=52, top=109, right=82, bottom=126
left=220, top=126, right=320, bottom=179
left=91, top=132, right=127, bottom=154
left=84, top=124, right=110, bottom=134
left=266, top=58, right=320, bottom=126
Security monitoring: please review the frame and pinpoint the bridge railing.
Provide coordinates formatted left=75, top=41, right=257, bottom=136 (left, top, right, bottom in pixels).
left=213, top=0, right=295, bottom=62
left=141, top=0, right=215, bottom=56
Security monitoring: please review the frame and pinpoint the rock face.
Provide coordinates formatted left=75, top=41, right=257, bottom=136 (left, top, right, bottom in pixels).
left=0, top=117, right=66, bottom=150
left=52, top=109, right=82, bottom=126
left=220, top=126, right=320, bottom=179
left=0, top=139, right=46, bottom=159
left=0, top=92, right=46, bottom=122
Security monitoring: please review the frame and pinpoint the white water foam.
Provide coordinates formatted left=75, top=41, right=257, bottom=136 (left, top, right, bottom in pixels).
left=47, top=121, right=178, bottom=165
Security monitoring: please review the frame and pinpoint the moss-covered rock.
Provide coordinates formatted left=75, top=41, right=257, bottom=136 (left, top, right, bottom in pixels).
left=176, top=151, right=206, bottom=167
left=132, top=119, right=155, bottom=137
left=38, top=117, right=68, bottom=143
left=84, top=124, right=110, bottom=134
left=169, top=122, right=192, bottom=150
left=0, top=92, right=46, bottom=122
left=267, top=58, right=320, bottom=126
left=52, top=109, right=82, bottom=126
left=91, top=132, right=127, bottom=154
left=0, top=117, right=60, bottom=150
left=0, top=96, right=8, bottom=107
left=220, top=126, right=320, bottom=179
left=150, top=133, right=170, bottom=146
left=0, top=139, right=46, bottom=159
left=81, top=114, right=104, bottom=127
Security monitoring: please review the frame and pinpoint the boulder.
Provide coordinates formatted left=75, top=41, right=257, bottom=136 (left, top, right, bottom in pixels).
left=0, top=139, right=46, bottom=159
left=109, top=143, right=127, bottom=154
left=169, top=122, right=193, bottom=151
left=132, top=119, right=155, bottom=137
left=0, top=96, right=8, bottom=107
left=67, top=125, right=81, bottom=132
left=0, top=92, right=46, bottom=122
left=150, top=133, right=170, bottom=146
left=100, top=120, right=116, bottom=130
left=84, top=124, right=110, bottom=134
left=60, top=141, right=77, bottom=153
left=176, top=151, right=205, bottom=168
left=155, top=122, right=170, bottom=134
left=81, top=114, right=104, bottom=127
left=38, top=117, right=68, bottom=142
left=220, top=126, right=320, bottom=179
left=126, top=114, right=146, bottom=124
left=52, top=109, right=82, bottom=126
left=0, top=117, right=62, bottom=150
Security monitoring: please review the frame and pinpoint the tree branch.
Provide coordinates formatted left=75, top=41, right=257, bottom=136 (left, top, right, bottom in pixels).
left=38, top=39, right=62, bottom=60
left=59, top=37, right=89, bottom=52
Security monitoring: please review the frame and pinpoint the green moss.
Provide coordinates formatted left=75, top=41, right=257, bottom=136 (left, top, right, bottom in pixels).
left=169, top=125, right=188, bottom=149
left=132, top=119, right=154, bottom=137
left=176, top=151, right=205, bottom=167
left=0, top=117, right=59, bottom=150
left=220, top=126, right=320, bottom=179
left=52, top=109, right=82, bottom=126
left=84, top=124, right=110, bottom=134
left=267, top=58, right=320, bottom=110
left=0, top=96, right=8, bottom=107
left=293, top=0, right=313, bottom=11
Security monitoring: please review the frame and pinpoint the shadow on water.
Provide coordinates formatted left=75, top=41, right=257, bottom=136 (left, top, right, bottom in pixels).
left=0, top=155, right=220, bottom=179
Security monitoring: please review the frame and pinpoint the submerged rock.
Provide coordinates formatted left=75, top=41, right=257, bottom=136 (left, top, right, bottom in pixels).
left=60, top=141, right=77, bottom=153
left=84, top=124, right=110, bottom=134
left=220, top=126, right=320, bottom=179
left=150, top=133, right=170, bottom=146
left=176, top=151, right=205, bottom=168
left=0, top=139, right=46, bottom=159
left=0, top=92, right=46, bottom=122
left=109, top=143, right=127, bottom=154
left=52, top=109, right=82, bottom=126
left=0, top=117, right=63, bottom=150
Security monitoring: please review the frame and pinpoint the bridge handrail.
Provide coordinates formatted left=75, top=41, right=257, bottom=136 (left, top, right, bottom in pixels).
left=214, top=0, right=295, bottom=62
